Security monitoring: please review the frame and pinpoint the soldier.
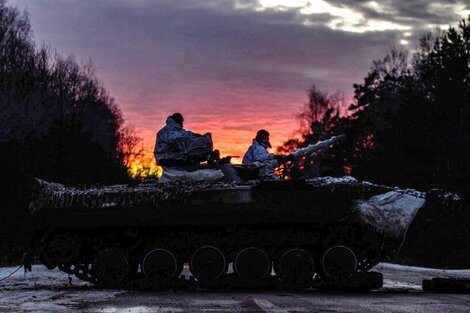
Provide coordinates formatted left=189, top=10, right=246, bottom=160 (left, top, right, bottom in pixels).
left=242, top=130, right=345, bottom=181
left=242, top=129, right=282, bottom=180
left=154, top=113, right=199, bottom=166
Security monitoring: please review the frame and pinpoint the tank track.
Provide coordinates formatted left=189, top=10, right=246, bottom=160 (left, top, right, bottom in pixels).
left=36, top=222, right=385, bottom=291
left=55, top=262, right=383, bottom=291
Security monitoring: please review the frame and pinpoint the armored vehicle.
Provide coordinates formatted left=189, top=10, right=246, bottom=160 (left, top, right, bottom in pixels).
left=27, top=170, right=457, bottom=290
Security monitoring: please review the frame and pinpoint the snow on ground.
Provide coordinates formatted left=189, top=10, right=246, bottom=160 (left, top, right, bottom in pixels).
left=0, top=265, right=90, bottom=289
left=0, top=265, right=121, bottom=313
left=375, top=262, right=470, bottom=291
left=2, top=263, right=470, bottom=293
left=0, top=263, right=470, bottom=312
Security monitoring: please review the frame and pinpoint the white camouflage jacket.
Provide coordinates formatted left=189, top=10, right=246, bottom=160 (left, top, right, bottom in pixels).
left=242, top=139, right=279, bottom=180
left=154, top=116, right=194, bottom=162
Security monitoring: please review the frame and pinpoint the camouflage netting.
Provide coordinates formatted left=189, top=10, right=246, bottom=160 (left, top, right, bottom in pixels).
left=30, top=176, right=460, bottom=241
left=307, top=176, right=423, bottom=197
left=29, top=178, right=245, bottom=213
left=30, top=176, right=373, bottom=213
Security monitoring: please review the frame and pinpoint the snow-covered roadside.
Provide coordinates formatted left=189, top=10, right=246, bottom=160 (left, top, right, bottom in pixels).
left=1, top=263, right=470, bottom=292
left=376, top=263, right=470, bottom=276
left=373, top=263, right=470, bottom=291
left=0, top=263, right=470, bottom=294
left=0, top=265, right=122, bottom=313
left=0, top=265, right=90, bottom=289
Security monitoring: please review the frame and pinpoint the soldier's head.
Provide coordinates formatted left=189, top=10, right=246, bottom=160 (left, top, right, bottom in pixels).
left=171, top=112, right=184, bottom=126
left=255, top=129, right=271, bottom=149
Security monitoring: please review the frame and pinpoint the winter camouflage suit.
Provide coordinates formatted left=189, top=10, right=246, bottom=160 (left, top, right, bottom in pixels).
left=242, top=139, right=279, bottom=180
left=154, top=116, right=195, bottom=164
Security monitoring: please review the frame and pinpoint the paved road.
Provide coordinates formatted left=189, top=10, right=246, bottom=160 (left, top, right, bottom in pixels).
left=79, top=291, right=470, bottom=313
left=1, top=264, right=469, bottom=312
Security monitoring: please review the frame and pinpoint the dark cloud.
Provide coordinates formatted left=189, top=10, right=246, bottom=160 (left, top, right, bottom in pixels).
left=8, top=0, right=468, bottom=155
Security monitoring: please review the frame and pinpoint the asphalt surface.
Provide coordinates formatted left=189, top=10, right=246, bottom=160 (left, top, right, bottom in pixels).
left=0, top=264, right=469, bottom=312
left=79, top=291, right=470, bottom=313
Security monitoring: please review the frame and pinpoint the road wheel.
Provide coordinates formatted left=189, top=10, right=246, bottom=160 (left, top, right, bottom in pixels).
left=234, top=247, right=271, bottom=280
left=276, top=249, right=315, bottom=287
left=190, top=246, right=227, bottom=282
left=142, top=248, right=181, bottom=282
left=93, top=249, right=129, bottom=285
left=322, top=245, right=357, bottom=281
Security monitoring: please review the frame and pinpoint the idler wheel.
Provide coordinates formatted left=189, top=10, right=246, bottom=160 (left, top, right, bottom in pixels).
left=93, top=249, right=129, bottom=284
left=277, top=249, right=315, bottom=285
left=41, top=232, right=81, bottom=266
left=142, top=248, right=179, bottom=282
left=234, top=247, right=271, bottom=280
left=322, top=245, right=357, bottom=280
left=190, top=246, right=227, bottom=282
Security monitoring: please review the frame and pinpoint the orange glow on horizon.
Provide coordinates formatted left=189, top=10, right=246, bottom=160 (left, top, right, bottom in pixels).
left=116, top=86, right=311, bottom=172
left=124, top=130, right=296, bottom=179
left=126, top=150, right=163, bottom=180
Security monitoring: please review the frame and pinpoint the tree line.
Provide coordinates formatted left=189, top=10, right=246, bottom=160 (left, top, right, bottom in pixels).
left=0, top=0, right=132, bottom=264
left=283, top=17, right=470, bottom=195
left=0, top=1, right=131, bottom=185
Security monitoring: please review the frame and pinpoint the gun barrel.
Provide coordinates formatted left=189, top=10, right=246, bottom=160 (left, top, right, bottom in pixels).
left=290, top=134, right=346, bottom=160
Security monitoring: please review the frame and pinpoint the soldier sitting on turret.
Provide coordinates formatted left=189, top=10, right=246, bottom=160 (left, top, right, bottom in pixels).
left=243, top=129, right=346, bottom=181
left=155, top=113, right=244, bottom=183
left=154, top=113, right=204, bottom=167
left=242, top=129, right=292, bottom=181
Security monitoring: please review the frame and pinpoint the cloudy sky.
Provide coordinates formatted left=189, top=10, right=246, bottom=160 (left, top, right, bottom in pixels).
left=9, top=0, right=470, bottom=158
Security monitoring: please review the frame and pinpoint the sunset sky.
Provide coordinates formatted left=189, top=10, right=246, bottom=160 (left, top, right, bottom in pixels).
left=10, top=0, right=470, bottom=159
